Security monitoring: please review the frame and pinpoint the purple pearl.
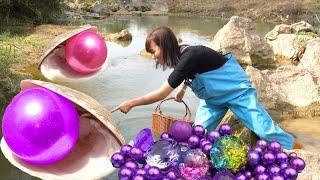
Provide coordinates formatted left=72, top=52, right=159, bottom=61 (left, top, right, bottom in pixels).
left=160, top=132, right=171, bottom=140
left=121, top=144, right=132, bottom=157
left=257, top=173, right=269, bottom=180
left=268, top=141, right=281, bottom=153
left=271, top=175, right=285, bottom=180
left=200, top=139, right=211, bottom=148
left=262, top=152, right=275, bottom=165
left=111, top=152, right=125, bottom=168
left=136, top=168, right=147, bottom=176
left=143, top=164, right=150, bottom=170
left=118, top=167, right=135, bottom=179
left=257, top=139, right=268, bottom=150
left=147, top=167, right=162, bottom=179
left=124, top=161, right=138, bottom=170
left=290, top=157, right=306, bottom=172
left=283, top=167, right=298, bottom=179
left=289, top=152, right=298, bottom=159
left=166, top=170, right=179, bottom=179
left=254, top=165, right=266, bottom=174
left=202, top=143, right=213, bottom=155
left=218, top=124, right=232, bottom=136
left=235, top=173, right=246, bottom=180
left=279, top=162, right=288, bottom=170
left=132, top=175, right=145, bottom=180
left=244, top=171, right=252, bottom=178
left=275, top=151, right=288, bottom=164
left=129, top=147, right=144, bottom=161
left=248, top=150, right=260, bottom=166
left=193, top=125, right=206, bottom=138
left=268, top=165, right=281, bottom=175
left=188, top=135, right=200, bottom=149
left=253, top=147, right=263, bottom=155
left=207, top=130, right=220, bottom=143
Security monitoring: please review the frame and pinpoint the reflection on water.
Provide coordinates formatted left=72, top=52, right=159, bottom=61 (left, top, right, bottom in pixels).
left=0, top=16, right=319, bottom=179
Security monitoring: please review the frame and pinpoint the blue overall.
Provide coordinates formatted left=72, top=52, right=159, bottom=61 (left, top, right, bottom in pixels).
left=188, top=53, right=295, bottom=149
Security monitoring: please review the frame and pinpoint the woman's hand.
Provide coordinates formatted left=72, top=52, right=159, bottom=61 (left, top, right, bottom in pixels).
left=174, top=89, right=185, bottom=102
left=111, top=101, right=133, bottom=114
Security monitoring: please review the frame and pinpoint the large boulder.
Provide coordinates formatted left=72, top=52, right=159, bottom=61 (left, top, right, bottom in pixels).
left=267, top=34, right=313, bottom=62
left=265, top=21, right=316, bottom=63
left=246, top=66, right=320, bottom=108
left=299, top=38, right=320, bottom=69
left=104, top=29, right=133, bottom=41
left=212, top=16, right=273, bottom=66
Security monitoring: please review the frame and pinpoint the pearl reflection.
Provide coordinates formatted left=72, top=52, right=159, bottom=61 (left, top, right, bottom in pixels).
left=25, top=101, right=42, bottom=116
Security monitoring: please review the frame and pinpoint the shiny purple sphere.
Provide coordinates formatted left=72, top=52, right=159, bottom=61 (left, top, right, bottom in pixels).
left=256, top=139, right=268, bottom=150
left=257, top=173, right=269, bottom=180
left=2, top=87, right=79, bottom=165
left=248, top=150, right=260, bottom=166
left=200, top=139, right=211, bottom=149
left=283, top=167, right=298, bottom=179
left=207, top=130, right=220, bottom=143
left=111, top=152, right=126, bottom=168
left=254, top=165, right=266, bottom=174
left=289, top=152, right=298, bottom=159
left=271, top=175, right=285, bottom=180
left=121, top=145, right=133, bottom=157
left=279, top=162, right=288, bottom=170
left=124, top=161, right=139, bottom=170
left=253, top=147, right=263, bottom=155
left=218, top=124, right=232, bottom=136
left=136, top=168, right=147, bottom=176
left=166, top=170, right=179, bottom=179
left=170, top=121, right=193, bottom=142
left=275, top=152, right=288, bottom=164
left=187, top=135, right=200, bottom=149
left=268, top=165, right=281, bottom=175
left=129, top=147, right=144, bottom=161
left=160, top=132, right=171, bottom=140
left=147, top=167, right=162, bottom=180
left=262, top=152, right=276, bottom=165
left=268, top=141, right=281, bottom=153
left=290, top=157, right=305, bottom=172
left=235, top=173, right=246, bottom=180
left=118, top=167, right=135, bottom=179
left=244, top=171, right=252, bottom=178
left=202, top=143, right=213, bottom=155
left=143, top=164, right=151, bottom=170
left=132, top=175, right=145, bottom=180
left=193, top=125, right=206, bottom=138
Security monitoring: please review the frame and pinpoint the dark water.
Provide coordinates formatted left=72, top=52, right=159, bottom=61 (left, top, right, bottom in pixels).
left=1, top=16, right=319, bottom=179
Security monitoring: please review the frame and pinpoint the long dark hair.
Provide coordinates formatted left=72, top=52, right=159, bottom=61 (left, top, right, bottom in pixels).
left=145, top=26, right=180, bottom=70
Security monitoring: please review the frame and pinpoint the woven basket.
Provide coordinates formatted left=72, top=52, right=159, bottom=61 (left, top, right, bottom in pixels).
left=152, top=97, right=193, bottom=136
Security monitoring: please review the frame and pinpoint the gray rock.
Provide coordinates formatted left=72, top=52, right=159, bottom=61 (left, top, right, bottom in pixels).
left=212, top=16, right=273, bottom=66
left=299, top=38, right=320, bottom=68
left=92, top=3, right=110, bottom=16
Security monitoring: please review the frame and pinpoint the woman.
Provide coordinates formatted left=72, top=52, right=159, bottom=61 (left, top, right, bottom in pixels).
left=112, top=26, right=301, bottom=150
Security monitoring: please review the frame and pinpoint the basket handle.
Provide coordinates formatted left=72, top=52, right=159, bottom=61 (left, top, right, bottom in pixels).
left=154, top=97, right=191, bottom=120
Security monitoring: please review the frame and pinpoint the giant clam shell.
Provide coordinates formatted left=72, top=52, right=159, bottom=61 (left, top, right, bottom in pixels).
left=39, top=25, right=108, bottom=83
left=0, top=79, right=124, bottom=179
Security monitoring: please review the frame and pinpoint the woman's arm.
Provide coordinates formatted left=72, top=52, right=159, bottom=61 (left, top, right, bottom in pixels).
left=174, top=80, right=187, bottom=102
left=112, top=80, right=174, bottom=113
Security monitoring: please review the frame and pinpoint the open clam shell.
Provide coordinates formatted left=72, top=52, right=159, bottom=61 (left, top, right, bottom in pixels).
left=0, top=79, right=124, bottom=179
left=39, top=25, right=108, bottom=83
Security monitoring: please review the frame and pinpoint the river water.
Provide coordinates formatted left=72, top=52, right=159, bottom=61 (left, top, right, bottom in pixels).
left=0, top=16, right=319, bottom=179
